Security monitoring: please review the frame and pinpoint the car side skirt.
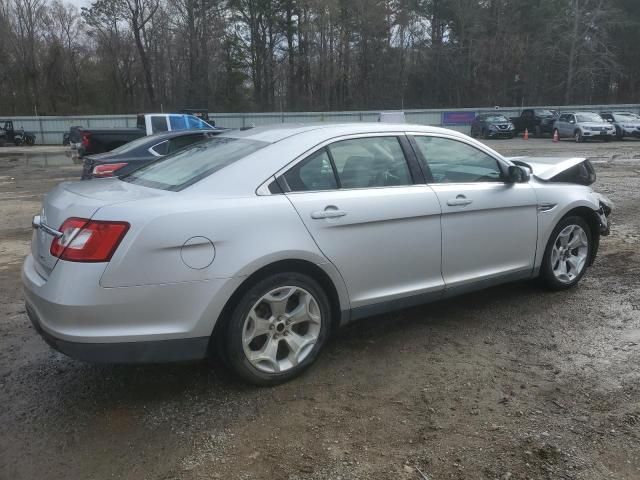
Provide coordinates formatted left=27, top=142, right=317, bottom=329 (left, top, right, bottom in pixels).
left=345, top=268, right=533, bottom=323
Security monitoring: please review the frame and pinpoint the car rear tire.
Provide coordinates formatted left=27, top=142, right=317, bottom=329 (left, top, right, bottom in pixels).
left=540, top=216, right=592, bottom=290
left=223, top=272, right=332, bottom=386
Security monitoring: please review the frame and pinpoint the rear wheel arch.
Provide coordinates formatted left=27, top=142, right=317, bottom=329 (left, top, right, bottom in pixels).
left=210, top=259, right=343, bottom=352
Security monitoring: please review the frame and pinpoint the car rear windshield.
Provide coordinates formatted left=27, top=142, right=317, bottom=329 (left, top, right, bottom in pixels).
left=535, top=109, right=555, bottom=116
left=121, top=137, right=267, bottom=191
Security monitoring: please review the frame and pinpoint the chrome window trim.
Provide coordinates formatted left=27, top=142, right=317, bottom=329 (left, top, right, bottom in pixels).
left=257, top=132, right=412, bottom=196
left=148, top=140, right=168, bottom=157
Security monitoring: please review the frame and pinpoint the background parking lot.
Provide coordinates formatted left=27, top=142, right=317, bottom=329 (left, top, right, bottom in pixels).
left=1, top=139, right=639, bottom=479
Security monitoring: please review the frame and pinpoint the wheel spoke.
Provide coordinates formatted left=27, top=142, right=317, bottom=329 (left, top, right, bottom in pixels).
left=283, top=331, right=315, bottom=366
left=566, top=256, right=579, bottom=274
left=247, top=335, right=280, bottom=372
left=243, top=312, right=271, bottom=346
left=264, top=287, right=297, bottom=317
left=287, top=292, right=321, bottom=326
left=567, top=230, right=587, bottom=249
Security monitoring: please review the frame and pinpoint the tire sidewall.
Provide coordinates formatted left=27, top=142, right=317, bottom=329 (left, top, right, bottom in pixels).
left=541, top=216, right=592, bottom=290
left=224, top=272, right=332, bottom=386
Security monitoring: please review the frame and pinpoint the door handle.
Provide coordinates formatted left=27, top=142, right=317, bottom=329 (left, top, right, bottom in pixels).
left=447, top=195, right=473, bottom=207
left=311, top=207, right=347, bottom=219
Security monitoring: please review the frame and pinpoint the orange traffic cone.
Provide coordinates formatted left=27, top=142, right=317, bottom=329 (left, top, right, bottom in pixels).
left=553, top=130, right=559, bottom=142
left=523, top=128, right=529, bottom=140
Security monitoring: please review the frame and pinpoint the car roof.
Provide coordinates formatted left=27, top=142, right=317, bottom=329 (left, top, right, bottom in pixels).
left=220, top=122, right=467, bottom=144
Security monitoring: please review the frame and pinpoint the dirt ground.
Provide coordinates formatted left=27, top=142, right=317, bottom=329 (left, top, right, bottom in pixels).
left=1, top=138, right=639, bottom=480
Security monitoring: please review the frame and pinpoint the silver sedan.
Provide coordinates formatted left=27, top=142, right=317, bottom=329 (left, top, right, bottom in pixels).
left=23, top=124, right=612, bottom=385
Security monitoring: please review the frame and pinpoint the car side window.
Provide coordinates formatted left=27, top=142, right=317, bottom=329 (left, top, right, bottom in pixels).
left=327, top=137, right=411, bottom=188
left=151, top=116, right=168, bottom=133
left=168, top=134, right=203, bottom=153
left=283, top=148, right=338, bottom=192
left=413, top=136, right=503, bottom=183
left=150, top=140, right=169, bottom=155
left=169, top=115, right=187, bottom=131
left=187, top=116, right=209, bottom=129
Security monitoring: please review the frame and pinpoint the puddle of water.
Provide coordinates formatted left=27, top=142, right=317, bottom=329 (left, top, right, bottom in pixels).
left=0, top=151, right=80, bottom=167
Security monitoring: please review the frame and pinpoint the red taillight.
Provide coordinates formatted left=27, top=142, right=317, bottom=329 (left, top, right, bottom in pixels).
left=92, top=162, right=128, bottom=178
left=81, top=132, right=91, bottom=148
left=50, top=218, right=130, bottom=262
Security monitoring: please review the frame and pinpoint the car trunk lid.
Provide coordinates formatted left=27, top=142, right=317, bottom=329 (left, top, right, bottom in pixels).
left=32, top=179, right=165, bottom=276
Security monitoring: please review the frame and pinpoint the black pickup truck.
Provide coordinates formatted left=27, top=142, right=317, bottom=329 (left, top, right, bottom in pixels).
left=74, top=113, right=216, bottom=157
left=510, top=109, right=559, bottom=137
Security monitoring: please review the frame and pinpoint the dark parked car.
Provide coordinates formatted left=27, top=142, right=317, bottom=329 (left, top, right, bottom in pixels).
left=470, top=113, right=515, bottom=139
left=76, top=113, right=218, bottom=158
left=510, top=109, right=559, bottom=137
left=81, top=129, right=224, bottom=179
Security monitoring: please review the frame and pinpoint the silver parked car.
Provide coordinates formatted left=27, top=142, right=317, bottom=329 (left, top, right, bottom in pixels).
left=23, top=124, right=612, bottom=385
left=553, top=112, right=616, bottom=142
left=600, top=111, right=640, bottom=140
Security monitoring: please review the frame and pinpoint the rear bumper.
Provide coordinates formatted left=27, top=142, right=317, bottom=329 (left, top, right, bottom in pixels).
left=22, top=254, right=239, bottom=363
left=26, top=303, right=209, bottom=363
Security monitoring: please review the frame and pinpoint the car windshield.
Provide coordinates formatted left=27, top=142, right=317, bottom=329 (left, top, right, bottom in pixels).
left=107, top=136, right=152, bottom=154
left=484, top=115, right=508, bottom=122
left=535, top=109, right=555, bottom=117
left=576, top=113, right=604, bottom=123
left=614, top=113, right=640, bottom=121
left=121, top=136, right=267, bottom=191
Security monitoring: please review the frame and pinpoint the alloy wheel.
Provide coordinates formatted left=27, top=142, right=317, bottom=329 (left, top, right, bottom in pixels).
left=551, top=224, right=589, bottom=283
left=242, top=286, right=322, bottom=373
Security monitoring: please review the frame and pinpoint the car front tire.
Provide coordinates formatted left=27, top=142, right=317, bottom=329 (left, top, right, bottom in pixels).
left=224, top=272, right=332, bottom=386
left=574, top=130, right=584, bottom=143
left=540, top=216, right=592, bottom=290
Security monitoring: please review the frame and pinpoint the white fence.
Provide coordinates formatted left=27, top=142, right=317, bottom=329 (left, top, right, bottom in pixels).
left=3, top=104, right=639, bottom=145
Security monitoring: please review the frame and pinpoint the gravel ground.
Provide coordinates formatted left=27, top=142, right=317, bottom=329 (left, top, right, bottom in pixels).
left=0, top=138, right=639, bottom=480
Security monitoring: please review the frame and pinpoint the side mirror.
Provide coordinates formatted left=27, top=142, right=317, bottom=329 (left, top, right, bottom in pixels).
left=507, top=165, right=530, bottom=183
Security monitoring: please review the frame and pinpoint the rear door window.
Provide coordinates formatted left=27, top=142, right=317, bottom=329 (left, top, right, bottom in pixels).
left=150, top=140, right=169, bottom=156
left=283, top=149, right=337, bottom=192
left=167, top=134, right=205, bottom=153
